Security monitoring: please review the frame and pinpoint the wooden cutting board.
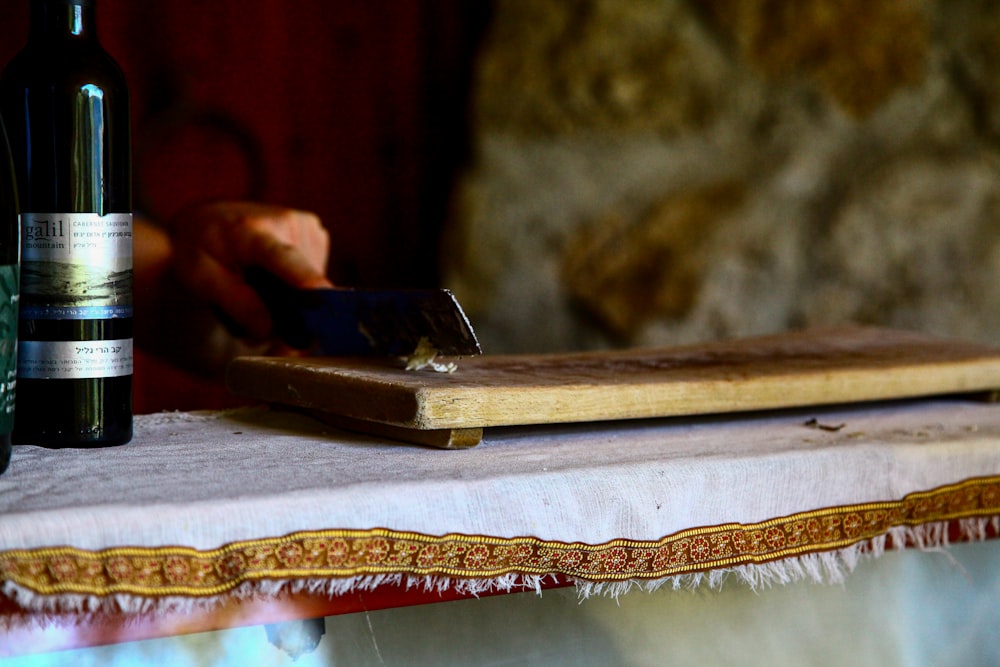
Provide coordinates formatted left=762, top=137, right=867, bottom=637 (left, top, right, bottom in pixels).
left=225, top=327, right=1000, bottom=448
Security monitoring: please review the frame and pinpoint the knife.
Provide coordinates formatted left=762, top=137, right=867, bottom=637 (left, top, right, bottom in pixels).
left=245, top=268, right=482, bottom=357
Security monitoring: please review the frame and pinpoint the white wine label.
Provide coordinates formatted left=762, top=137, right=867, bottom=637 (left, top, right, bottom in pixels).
left=20, top=212, right=133, bottom=319
left=0, top=264, right=17, bottom=433
left=18, top=338, right=132, bottom=380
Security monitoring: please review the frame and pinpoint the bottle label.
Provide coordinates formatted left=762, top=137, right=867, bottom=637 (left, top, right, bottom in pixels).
left=18, top=338, right=132, bottom=380
left=20, top=212, right=133, bottom=319
left=0, top=264, right=17, bottom=433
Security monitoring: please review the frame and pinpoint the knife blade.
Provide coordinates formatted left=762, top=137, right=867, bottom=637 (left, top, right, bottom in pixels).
left=246, top=268, right=482, bottom=357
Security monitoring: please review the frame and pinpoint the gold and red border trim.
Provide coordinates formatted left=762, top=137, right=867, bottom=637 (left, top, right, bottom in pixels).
left=2, top=476, right=999, bottom=598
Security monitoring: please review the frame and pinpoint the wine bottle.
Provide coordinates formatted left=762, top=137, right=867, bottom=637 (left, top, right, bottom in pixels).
left=0, top=115, right=19, bottom=473
left=1, top=0, right=132, bottom=448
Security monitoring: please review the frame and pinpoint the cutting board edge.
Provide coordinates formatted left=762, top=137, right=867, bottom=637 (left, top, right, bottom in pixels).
left=404, top=360, right=1000, bottom=429
left=225, top=356, right=424, bottom=425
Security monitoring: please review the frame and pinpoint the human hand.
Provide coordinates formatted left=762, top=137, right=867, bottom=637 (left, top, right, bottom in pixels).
left=167, top=201, right=333, bottom=342
left=135, top=201, right=333, bottom=377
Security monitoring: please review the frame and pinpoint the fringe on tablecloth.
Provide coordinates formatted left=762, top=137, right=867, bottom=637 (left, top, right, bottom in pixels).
left=2, top=516, right=997, bottom=627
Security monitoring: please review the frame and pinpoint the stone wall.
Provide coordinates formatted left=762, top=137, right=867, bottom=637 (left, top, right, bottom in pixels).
left=442, top=0, right=1000, bottom=353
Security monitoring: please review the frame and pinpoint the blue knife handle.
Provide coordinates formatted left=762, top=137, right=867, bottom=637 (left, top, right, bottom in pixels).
left=245, top=267, right=317, bottom=350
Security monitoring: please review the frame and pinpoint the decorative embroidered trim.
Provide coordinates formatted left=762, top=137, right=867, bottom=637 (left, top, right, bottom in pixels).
left=2, top=476, right=998, bottom=599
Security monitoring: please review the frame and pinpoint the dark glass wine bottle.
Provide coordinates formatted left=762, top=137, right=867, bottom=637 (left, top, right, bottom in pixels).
left=1, top=0, right=132, bottom=448
left=0, top=115, right=19, bottom=473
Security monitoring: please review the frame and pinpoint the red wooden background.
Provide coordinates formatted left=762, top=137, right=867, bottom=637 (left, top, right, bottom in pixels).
left=0, top=1, right=492, bottom=411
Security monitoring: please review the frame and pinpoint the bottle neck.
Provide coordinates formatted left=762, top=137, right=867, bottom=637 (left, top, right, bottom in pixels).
left=29, top=0, right=97, bottom=42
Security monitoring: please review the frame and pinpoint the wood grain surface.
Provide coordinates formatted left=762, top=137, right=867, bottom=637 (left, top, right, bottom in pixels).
left=225, top=327, right=1000, bottom=446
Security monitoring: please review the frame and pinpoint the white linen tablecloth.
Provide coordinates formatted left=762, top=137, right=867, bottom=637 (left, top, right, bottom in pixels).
left=1, top=397, right=998, bottom=614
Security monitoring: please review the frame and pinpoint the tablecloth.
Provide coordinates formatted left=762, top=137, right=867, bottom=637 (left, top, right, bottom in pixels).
left=1, top=397, right=998, bottom=617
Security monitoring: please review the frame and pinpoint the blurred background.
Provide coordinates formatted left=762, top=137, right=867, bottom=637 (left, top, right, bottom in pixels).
left=3, top=0, right=1000, bottom=410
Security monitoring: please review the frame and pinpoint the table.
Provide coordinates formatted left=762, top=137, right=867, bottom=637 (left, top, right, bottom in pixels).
left=2, top=397, right=999, bottom=660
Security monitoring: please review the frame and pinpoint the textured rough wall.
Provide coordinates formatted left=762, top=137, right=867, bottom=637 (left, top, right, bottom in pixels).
left=442, top=0, right=1000, bottom=353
